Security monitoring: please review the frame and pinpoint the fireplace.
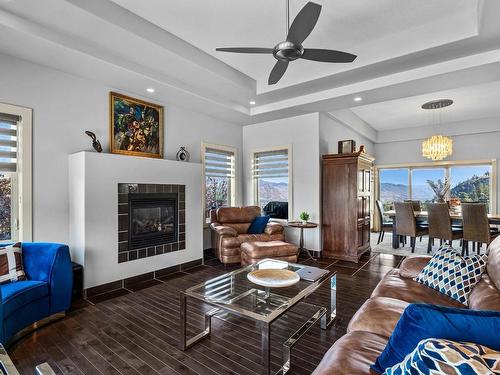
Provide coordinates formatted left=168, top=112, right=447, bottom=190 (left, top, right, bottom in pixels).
left=118, top=183, right=186, bottom=263
left=129, top=193, right=178, bottom=249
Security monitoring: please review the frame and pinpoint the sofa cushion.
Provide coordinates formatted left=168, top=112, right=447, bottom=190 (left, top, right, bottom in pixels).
left=347, top=297, right=409, bottom=338
left=415, top=246, right=487, bottom=306
left=0, top=243, right=27, bottom=284
left=468, top=275, right=500, bottom=311
left=383, top=338, right=500, bottom=375
left=372, top=304, right=500, bottom=373
left=241, top=241, right=298, bottom=258
left=313, top=331, right=388, bottom=375
left=1, top=280, right=49, bottom=317
left=247, top=216, right=270, bottom=234
left=371, top=270, right=463, bottom=308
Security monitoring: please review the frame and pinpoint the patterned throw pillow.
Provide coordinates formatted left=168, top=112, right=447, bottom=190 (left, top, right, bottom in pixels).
left=383, top=338, right=500, bottom=375
left=415, top=246, right=486, bottom=305
left=0, top=243, right=26, bottom=284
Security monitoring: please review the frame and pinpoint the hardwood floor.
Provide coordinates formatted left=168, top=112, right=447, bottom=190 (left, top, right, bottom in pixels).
left=8, top=251, right=405, bottom=375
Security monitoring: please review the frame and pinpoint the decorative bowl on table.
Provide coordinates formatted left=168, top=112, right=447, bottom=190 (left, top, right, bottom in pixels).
left=247, top=269, right=300, bottom=288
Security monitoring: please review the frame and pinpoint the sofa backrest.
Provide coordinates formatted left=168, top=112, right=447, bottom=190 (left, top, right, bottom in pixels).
left=214, top=206, right=261, bottom=234
left=487, top=236, right=500, bottom=290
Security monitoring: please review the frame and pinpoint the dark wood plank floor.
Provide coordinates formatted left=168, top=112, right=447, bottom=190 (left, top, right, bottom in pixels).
left=8, top=251, right=405, bottom=375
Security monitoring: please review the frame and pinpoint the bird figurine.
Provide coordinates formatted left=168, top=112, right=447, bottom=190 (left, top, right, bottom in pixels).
left=85, top=131, right=103, bottom=153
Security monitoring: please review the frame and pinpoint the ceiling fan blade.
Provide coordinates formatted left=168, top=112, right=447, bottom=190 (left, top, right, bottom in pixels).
left=216, top=47, right=273, bottom=54
left=301, top=49, right=357, bottom=63
left=268, top=60, right=289, bottom=85
left=287, top=2, right=322, bottom=45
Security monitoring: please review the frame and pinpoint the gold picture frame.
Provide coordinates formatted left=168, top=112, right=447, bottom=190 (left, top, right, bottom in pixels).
left=109, top=92, right=164, bottom=158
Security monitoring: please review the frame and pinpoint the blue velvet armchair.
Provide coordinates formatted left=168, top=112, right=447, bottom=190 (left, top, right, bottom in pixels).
left=0, top=243, right=72, bottom=345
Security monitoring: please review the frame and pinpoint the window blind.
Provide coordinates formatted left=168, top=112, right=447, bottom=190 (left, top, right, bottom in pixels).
left=0, top=113, right=20, bottom=172
left=204, top=147, right=235, bottom=178
left=253, top=149, right=289, bottom=178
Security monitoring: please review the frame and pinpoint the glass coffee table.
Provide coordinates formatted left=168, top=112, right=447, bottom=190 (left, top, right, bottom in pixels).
left=180, top=259, right=336, bottom=375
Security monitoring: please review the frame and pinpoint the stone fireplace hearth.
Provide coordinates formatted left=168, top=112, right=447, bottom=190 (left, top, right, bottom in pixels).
left=118, top=183, right=186, bottom=263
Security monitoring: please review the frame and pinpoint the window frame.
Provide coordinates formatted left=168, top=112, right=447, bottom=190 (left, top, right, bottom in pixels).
left=252, top=145, right=293, bottom=221
left=375, top=159, right=497, bottom=214
left=201, top=142, right=238, bottom=227
left=0, top=103, right=32, bottom=243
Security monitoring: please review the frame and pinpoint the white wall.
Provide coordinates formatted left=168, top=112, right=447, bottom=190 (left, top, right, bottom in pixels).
left=319, top=113, right=375, bottom=156
left=0, top=53, right=242, bottom=249
left=375, top=130, right=500, bottom=212
left=69, top=152, right=202, bottom=288
left=242, top=113, right=321, bottom=251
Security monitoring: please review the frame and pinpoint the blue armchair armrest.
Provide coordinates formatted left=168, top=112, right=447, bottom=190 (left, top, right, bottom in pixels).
left=22, top=243, right=72, bottom=314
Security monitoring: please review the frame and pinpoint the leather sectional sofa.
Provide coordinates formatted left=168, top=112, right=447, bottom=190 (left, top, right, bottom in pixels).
left=210, top=206, right=285, bottom=264
left=313, top=237, right=500, bottom=374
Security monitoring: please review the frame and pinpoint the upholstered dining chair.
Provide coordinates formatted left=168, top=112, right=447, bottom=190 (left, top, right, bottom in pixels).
left=375, top=200, right=393, bottom=244
left=404, top=200, right=422, bottom=212
left=427, top=203, right=463, bottom=253
left=461, top=203, right=499, bottom=255
left=394, top=202, right=429, bottom=252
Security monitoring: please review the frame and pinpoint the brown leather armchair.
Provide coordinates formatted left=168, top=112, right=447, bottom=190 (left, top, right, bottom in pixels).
left=210, top=206, right=285, bottom=264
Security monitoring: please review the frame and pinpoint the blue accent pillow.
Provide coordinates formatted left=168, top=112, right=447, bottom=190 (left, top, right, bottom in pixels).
left=383, top=338, right=500, bottom=375
left=247, top=215, right=270, bottom=234
left=371, top=304, right=500, bottom=374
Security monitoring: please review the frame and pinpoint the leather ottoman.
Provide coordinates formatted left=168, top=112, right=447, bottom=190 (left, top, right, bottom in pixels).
left=240, top=241, right=298, bottom=266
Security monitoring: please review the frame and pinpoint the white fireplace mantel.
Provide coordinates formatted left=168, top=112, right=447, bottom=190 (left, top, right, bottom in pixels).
left=68, top=151, right=203, bottom=289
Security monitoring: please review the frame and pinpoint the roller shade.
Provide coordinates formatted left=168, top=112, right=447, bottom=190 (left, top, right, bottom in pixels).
left=253, top=149, right=289, bottom=178
left=204, top=148, right=235, bottom=178
left=0, top=113, right=20, bottom=172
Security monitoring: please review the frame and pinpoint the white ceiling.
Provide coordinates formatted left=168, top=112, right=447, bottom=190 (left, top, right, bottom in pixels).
left=110, top=0, right=479, bottom=92
left=1, top=0, right=500, bottom=131
left=351, top=80, right=500, bottom=130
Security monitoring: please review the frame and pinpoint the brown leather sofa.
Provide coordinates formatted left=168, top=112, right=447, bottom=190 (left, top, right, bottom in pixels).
left=210, top=206, right=285, bottom=264
left=313, top=237, right=500, bottom=374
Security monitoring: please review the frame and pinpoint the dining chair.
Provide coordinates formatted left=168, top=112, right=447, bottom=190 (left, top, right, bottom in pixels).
left=427, top=202, right=463, bottom=253
left=404, top=200, right=422, bottom=212
left=461, top=203, right=499, bottom=255
left=395, top=202, right=429, bottom=252
left=375, top=200, right=393, bottom=244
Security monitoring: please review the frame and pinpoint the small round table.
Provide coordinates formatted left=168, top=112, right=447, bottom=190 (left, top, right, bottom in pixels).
left=287, top=222, right=318, bottom=260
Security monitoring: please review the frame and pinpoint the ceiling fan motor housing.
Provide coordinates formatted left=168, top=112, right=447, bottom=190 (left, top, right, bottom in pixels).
left=273, top=41, right=304, bottom=61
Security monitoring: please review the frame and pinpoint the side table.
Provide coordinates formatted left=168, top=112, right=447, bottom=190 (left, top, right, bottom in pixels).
left=287, top=222, right=318, bottom=260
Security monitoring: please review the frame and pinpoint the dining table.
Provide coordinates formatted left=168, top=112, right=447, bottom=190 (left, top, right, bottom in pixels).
left=384, top=210, right=500, bottom=249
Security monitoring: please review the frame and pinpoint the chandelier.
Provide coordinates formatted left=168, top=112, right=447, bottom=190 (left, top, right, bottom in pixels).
left=421, top=99, right=453, bottom=161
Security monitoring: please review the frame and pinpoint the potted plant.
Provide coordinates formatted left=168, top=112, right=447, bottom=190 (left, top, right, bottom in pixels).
left=299, top=212, right=310, bottom=225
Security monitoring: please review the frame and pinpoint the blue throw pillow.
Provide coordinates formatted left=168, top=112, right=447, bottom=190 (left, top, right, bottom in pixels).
left=247, top=215, right=270, bottom=234
left=371, top=304, right=500, bottom=374
left=383, top=338, right=500, bottom=375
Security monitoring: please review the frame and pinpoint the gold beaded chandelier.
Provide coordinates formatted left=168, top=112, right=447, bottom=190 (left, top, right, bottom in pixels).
left=421, top=99, right=453, bottom=161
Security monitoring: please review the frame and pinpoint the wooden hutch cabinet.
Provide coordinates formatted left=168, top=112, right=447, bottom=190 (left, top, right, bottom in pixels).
left=321, top=152, right=375, bottom=262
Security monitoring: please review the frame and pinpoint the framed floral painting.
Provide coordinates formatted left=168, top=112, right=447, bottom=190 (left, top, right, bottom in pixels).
left=109, top=92, right=163, bottom=158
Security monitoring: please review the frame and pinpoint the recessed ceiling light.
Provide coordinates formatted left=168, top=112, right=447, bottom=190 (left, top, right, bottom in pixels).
left=249, top=101, right=256, bottom=105
left=146, top=88, right=155, bottom=93
left=354, top=97, right=362, bottom=102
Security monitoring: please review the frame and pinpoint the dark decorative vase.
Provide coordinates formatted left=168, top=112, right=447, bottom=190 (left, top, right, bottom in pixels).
left=176, top=147, right=190, bottom=162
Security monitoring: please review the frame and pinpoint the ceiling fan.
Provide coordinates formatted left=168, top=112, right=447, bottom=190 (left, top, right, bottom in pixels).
left=216, top=0, right=357, bottom=85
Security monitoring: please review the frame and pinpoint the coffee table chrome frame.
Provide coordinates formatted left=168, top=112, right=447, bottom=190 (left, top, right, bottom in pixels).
left=179, top=267, right=337, bottom=375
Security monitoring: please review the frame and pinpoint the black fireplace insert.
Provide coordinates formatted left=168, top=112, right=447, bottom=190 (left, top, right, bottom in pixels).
left=128, top=192, right=178, bottom=249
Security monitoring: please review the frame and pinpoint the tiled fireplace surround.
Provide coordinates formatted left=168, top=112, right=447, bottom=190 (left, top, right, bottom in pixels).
left=117, top=183, right=186, bottom=263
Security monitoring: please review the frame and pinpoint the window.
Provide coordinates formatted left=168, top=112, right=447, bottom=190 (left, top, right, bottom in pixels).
left=202, top=143, right=237, bottom=224
left=379, top=168, right=409, bottom=211
left=450, top=165, right=492, bottom=206
left=377, top=161, right=495, bottom=212
left=411, top=168, right=445, bottom=210
left=0, top=104, right=32, bottom=243
left=252, top=147, right=291, bottom=220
